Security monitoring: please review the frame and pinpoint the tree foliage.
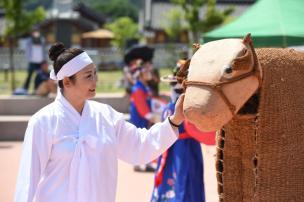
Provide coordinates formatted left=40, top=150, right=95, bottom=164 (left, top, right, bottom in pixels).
left=2, top=0, right=46, bottom=91
left=95, top=0, right=138, bottom=22
left=3, top=0, right=46, bottom=38
left=171, top=0, right=233, bottom=42
left=105, top=17, right=139, bottom=49
left=163, top=8, right=189, bottom=42
left=201, top=0, right=234, bottom=32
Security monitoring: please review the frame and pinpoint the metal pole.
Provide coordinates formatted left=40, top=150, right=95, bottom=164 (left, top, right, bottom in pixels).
left=9, top=37, right=16, bottom=91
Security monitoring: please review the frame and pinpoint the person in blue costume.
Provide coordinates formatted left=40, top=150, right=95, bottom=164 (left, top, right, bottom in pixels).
left=130, top=61, right=161, bottom=171
left=151, top=60, right=206, bottom=202
left=130, top=59, right=160, bottom=128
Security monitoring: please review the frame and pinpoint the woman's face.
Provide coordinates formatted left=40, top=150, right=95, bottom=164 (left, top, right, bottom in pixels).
left=68, top=64, right=98, bottom=100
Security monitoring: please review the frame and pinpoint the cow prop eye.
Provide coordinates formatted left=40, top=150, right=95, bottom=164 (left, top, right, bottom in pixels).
left=222, top=65, right=234, bottom=79
left=224, top=66, right=233, bottom=74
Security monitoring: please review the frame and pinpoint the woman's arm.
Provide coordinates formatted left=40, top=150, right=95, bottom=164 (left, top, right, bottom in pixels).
left=114, top=95, right=185, bottom=165
left=14, top=117, right=51, bottom=202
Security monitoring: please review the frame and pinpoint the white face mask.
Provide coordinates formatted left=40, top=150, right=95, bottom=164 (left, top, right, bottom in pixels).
left=32, top=31, right=40, bottom=38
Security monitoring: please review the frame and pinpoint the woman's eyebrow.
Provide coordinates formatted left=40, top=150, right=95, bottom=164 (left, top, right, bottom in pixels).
left=84, top=69, right=94, bottom=74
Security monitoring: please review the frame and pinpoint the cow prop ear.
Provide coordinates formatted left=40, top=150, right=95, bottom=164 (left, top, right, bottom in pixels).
left=243, top=33, right=252, bottom=44
left=192, top=43, right=201, bottom=52
left=242, top=33, right=262, bottom=81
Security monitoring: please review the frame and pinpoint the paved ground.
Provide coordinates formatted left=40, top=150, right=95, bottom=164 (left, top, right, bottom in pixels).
left=0, top=141, right=218, bottom=202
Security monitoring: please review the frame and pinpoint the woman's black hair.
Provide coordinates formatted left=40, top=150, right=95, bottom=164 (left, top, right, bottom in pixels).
left=48, top=42, right=84, bottom=88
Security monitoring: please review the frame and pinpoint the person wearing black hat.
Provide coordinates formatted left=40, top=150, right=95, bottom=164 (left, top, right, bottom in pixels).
left=129, top=60, right=165, bottom=172
left=123, top=45, right=154, bottom=95
left=122, top=58, right=142, bottom=94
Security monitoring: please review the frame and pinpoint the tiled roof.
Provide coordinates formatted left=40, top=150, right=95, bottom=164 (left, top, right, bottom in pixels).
left=73, top=3, right=105, bottom=26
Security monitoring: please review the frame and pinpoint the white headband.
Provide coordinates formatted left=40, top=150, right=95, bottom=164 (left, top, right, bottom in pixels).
left=50, top=52, right=93, bottom=81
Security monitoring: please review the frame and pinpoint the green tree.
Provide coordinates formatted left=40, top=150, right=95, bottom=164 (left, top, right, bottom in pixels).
left=201, top=0, right=234, bottom=33
left=171, top=0, right=233, bottom=43
left=95, top=0, right=138, bottom=22
left=163, top=8, right=189, bottom=42
left=105, top=17, right=139, bottom=49
left=2, top=0, right=45, bottom=91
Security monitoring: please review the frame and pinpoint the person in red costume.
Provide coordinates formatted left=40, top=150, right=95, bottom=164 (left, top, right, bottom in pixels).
left=129, top=61, right=162, bottom=172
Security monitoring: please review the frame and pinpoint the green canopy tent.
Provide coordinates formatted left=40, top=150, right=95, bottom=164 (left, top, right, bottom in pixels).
left=203, top=0, right=304, bottom=47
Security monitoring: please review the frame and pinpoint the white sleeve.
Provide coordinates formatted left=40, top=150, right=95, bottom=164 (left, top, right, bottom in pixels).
left=14, top=117, right=52, bottom=202
left=112, top=108, right=178, bottom=165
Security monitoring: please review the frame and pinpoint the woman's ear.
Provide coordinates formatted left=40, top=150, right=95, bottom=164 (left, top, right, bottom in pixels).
left=63, top=77, right=71, bottom=88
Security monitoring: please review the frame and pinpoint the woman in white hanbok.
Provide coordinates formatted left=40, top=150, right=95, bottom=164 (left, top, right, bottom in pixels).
left=14, top=42, right=184, bottom=202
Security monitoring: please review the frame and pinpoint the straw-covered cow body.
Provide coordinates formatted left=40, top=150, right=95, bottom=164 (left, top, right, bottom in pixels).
left=217, top=48, right=304, bottom=202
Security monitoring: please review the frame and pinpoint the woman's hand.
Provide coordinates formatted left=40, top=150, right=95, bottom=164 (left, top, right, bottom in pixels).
left=169, top=94, right=185, bottom=126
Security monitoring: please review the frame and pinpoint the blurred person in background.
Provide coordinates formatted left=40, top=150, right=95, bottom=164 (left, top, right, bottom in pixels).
left=122, top=58, right=141, bottom=95
left=147, top=64, right=168, bottom=127
left=22, top=27, right=47, bottom=93
left=150, top=60, right=216, bottom=202
left=34, top=61, right=57, bottom=96
left=123, top=45, right=154, bottom=95
left=145, top=61, right=159, bottom=97
left=130, top=62, right=163, bottom=172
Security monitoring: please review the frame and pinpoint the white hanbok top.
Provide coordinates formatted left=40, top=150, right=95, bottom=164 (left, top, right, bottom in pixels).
left=14, top=91, right=178, bottom=202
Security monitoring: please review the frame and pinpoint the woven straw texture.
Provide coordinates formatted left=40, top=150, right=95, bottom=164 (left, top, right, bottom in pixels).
left=217, top=115, right=257, bottom=202
left=217, top=48, right=304, bottom=202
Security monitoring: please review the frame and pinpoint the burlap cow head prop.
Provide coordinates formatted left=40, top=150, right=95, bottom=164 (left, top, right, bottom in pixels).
left=180, top=34, right=262, bottom=132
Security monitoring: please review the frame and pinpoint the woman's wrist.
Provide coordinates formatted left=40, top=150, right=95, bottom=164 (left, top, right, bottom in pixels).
left=168, top=116, right=180, bottom=128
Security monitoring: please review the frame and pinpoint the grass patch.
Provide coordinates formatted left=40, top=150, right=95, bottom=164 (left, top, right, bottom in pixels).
left=0, top=68, right=172, bottom=95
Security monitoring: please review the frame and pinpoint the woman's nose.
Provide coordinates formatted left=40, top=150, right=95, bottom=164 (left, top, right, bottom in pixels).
left=91, top=73, right=98, bottom=81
